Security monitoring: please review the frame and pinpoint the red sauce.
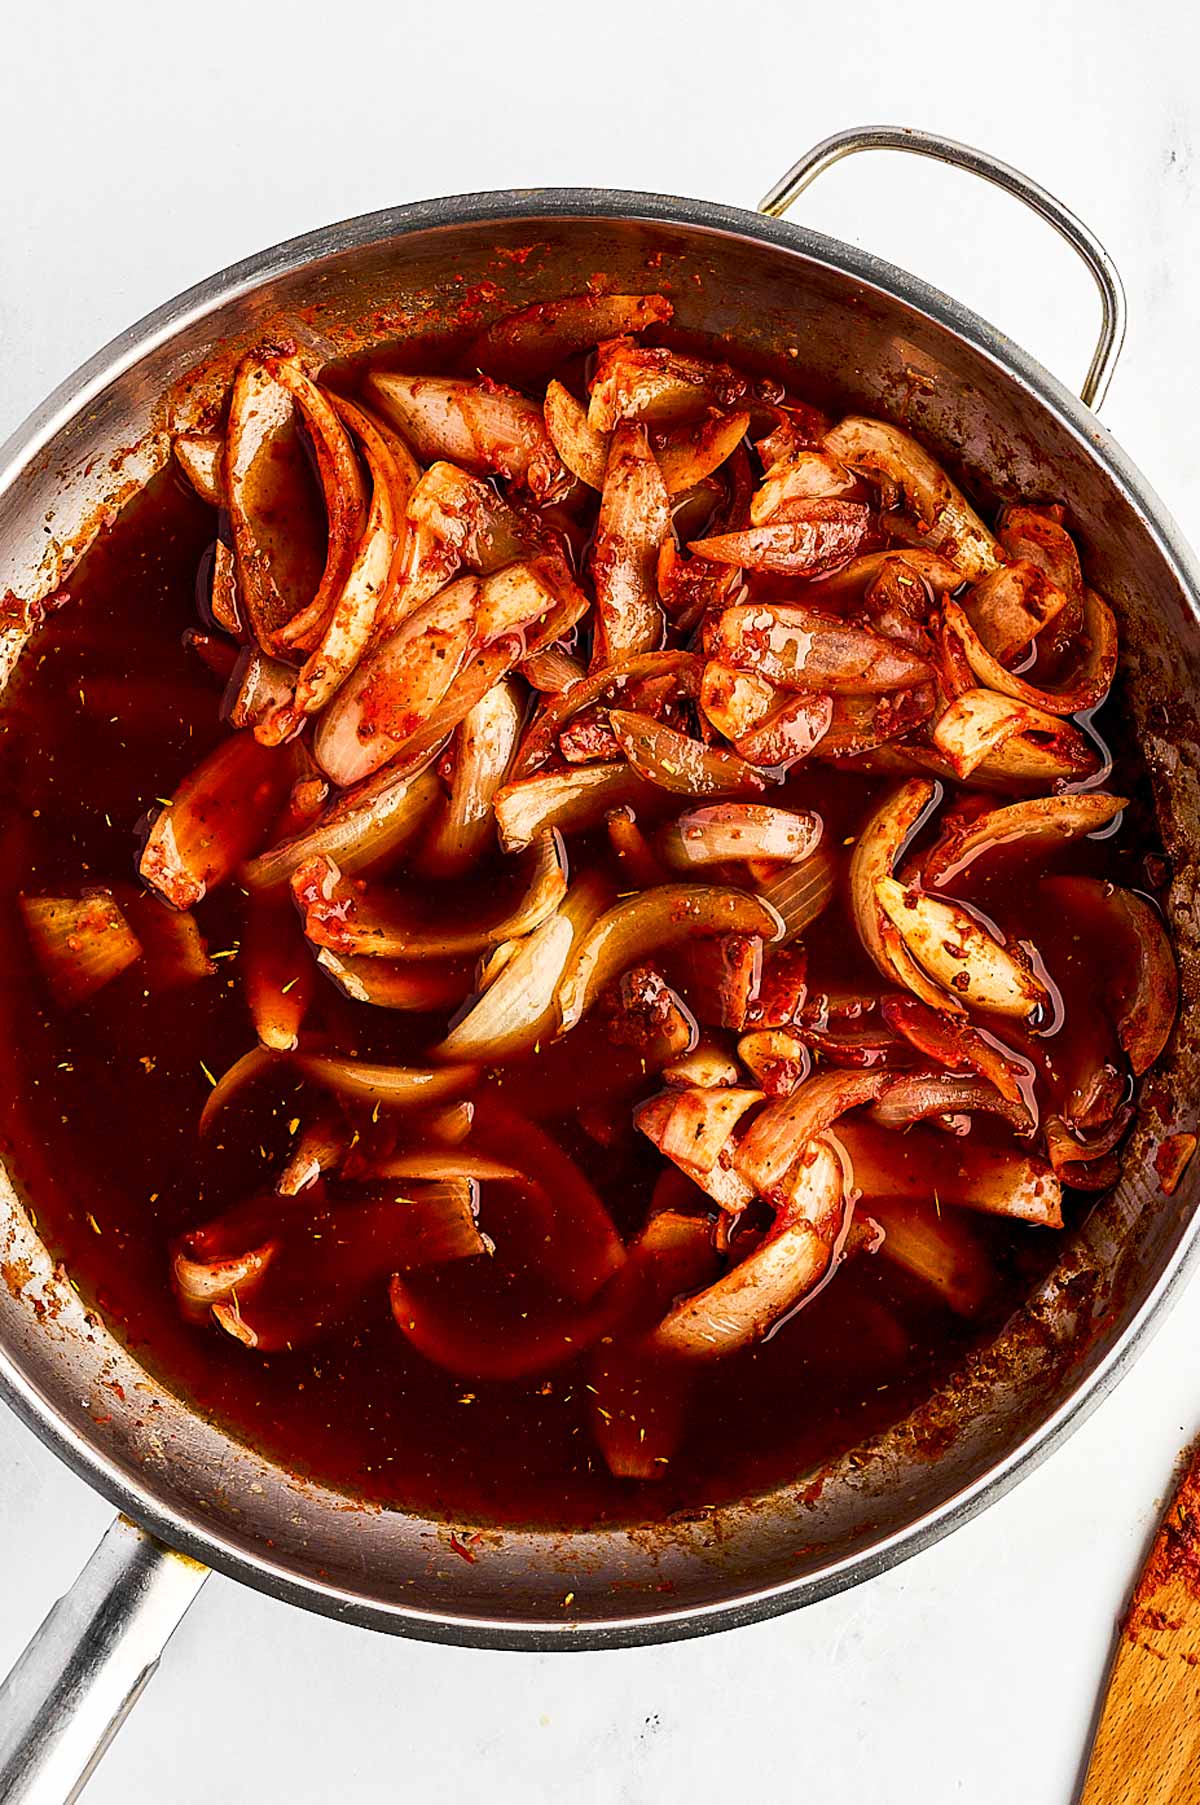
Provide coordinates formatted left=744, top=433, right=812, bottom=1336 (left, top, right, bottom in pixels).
left=0, top=418, right=1170, bottom=1531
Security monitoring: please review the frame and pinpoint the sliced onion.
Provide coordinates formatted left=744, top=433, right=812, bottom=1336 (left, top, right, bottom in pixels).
left=868, top=1072, right=1029, bottom=1134
left=292, top=831, right=566, bottom=960
left=422, top=1100, right=476, bottom=1145
left=207, top=541, right=243, bottom=638
left=792, top=1013, right=908, bottom=1070
left=417, top=679, right=523, bottom=880
left=262, top=358, right=370, bottom=653
left=690, top=499, right=868, bottom=577
left=816, top=685, right=937, bottom=761
left=733, top=1068, right=888, bottom=1197
left=734, top=691, right=835, bottom=770
left=174, top=1237, right=277, bottom=1324
left=519, top=643, right=586, bottom=693
left=594, top=962, right=697, bottom=1072
left=750, top=447, right=856, bottom=524
left=835, top=1120, right=1062, bottom=1228
left=649, top=1139, right=844, bottom=1359
left=823, top=416, right=1000, bottom=579
left=962, top=560, right=1067, bottom=664
left=276, top=1112, right=349, bottom=1196
left=366, top=371, right=568, bottom=501
left=656, top=410, right=750, bottom=497
left=543, top=380, right=609, bottom=488
left=405, top=461, right=535, bottom=580
left=316, top=946, right=474, bottom=1011
left=224, top=646, right=295, bottom=730
left=174, top=433, right=226, bottom=507
left=589, top=1209, right=718, bottom=1480
left=588, top=340, right=749, bottom=433
left=20, top=890, right=141, bottom=1008
left=269, top=772, right=332, bottom=844
left=864, top=1195, right=992, bottom=1315
left=657, top=539, right=738, bottom=635
left=468, top=1096, right=626, bottom=1299
left=848, top=780, right=957, bottom=1013
left=943, top=590, right=1117, bottom=716
left=312, top=576, right=479, bottom=786
left=225, top=358, right=333, bottom=650
left=1043, top=1110, right=1132, bottom=1188
left=923, top=791, right=1127, bottom=889
left=671, top=932, right=762, bottom=1034
left=879, top=995, right=1035, bottom=1114
left=474, top=560, right=561, bottom=642
left=1040, top=877, right=1178, bottom=1075
left=494, top=763, right=652, bottom=853
left=736, top=1029, right=810, bottom=1097
left=359, top=634, right=528, bottom=790
left=659, top=804, right=821, bottom=869
left=242, top=895, right=314, bottom=1051
left=875, top=877, right=1048, bottom=1020
left=744, top=943, right=810, bottom=1029
left=208, top=1182, right=486, bottom=1352
left=557, top=884, right=783, bottom=1034
left=609, top=709, right=765, bottom=797
left=435, top=871, right=610, bottom=1062
left=390, top=1271, right=623, bottom=1381
left=931, top=688, right=1098, bottom=784
left=659, top=1084, right=766, bottom=1174
left=998, top=505, right=1084, bottom=645
left=662, top=1041, right=741, bottom=1088
left=606, top=806, right=670, bottom=886
left=199, top=1044, right=475, bottom=1135
left=242, top=765, right=441, bottom=892
left=139, top=731, right=295, bottom=909
left=635, top=1086, right=760, bottom=1214
left=705, top=602, right=931, bottom=693
left=699, top=660, right=776, bottom=744
left=116, top=888, right=214, bottom=990
left=475, top=291, right=673, bottom=376
left=364, top=1150, right=519, bottom=1183
left=316, top=560, right=576, bottom=788
left=752, top=844, right=836, bottom=941
left=511, top=649, right=699, bottom=781
left=590, top=422, right=670, bottom=665
left=255, top=396, right=407, bottom=742
left=804, top=549, right=966, bottom=605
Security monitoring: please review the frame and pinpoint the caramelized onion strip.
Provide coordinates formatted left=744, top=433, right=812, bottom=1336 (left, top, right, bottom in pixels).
left=848, top=780, right=958, bottom=1013
left=823, top=416, right=1000, bottom=579
left=557, top=885, right=784, bottom=1034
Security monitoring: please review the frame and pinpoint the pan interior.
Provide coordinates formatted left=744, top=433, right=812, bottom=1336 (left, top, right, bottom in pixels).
left=0, top=196, right=1197, bottom=1645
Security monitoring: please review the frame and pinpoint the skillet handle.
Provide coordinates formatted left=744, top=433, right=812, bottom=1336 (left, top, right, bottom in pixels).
left=759, top=124, right=1127, bottom=412
left=0, top=1515, right=207, bottom=1803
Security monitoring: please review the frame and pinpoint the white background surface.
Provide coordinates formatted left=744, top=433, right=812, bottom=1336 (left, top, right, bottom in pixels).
left=1, top=2, right=1198, bottom=1800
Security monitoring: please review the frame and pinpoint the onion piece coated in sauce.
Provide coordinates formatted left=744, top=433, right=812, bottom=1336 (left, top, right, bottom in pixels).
left=557, top=885, right=784, bottom=1034
left=139, top=732, right=295, bottom=910
left=649, top=1138, right=845, bottom=1359
left=848, top=779, right=959, bottom=1014
left=659, top=804, right=821, bottom=870
left=874, top=877, right=1048, bottom=1020
left=291, top=830, right=566, bottom=961
left=823, top=416, right=1001, bottom=580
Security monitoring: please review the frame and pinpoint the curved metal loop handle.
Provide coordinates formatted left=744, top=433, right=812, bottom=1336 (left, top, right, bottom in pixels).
left=0, top=1515, right=207, bottom=1803
left=759, top=125, right=1127, bottom=412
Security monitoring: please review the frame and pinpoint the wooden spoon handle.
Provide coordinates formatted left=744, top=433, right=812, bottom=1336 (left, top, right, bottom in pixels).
left=1079, top=1442, right=1200, bottom=1804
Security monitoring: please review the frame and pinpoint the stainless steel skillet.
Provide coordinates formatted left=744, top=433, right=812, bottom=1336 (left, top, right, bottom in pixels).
left=0, top=126, right=1197, bottom=1803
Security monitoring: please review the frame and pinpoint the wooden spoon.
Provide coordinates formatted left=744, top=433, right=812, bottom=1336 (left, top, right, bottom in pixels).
left=1079, top=1441, right=1200, bottom=1803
